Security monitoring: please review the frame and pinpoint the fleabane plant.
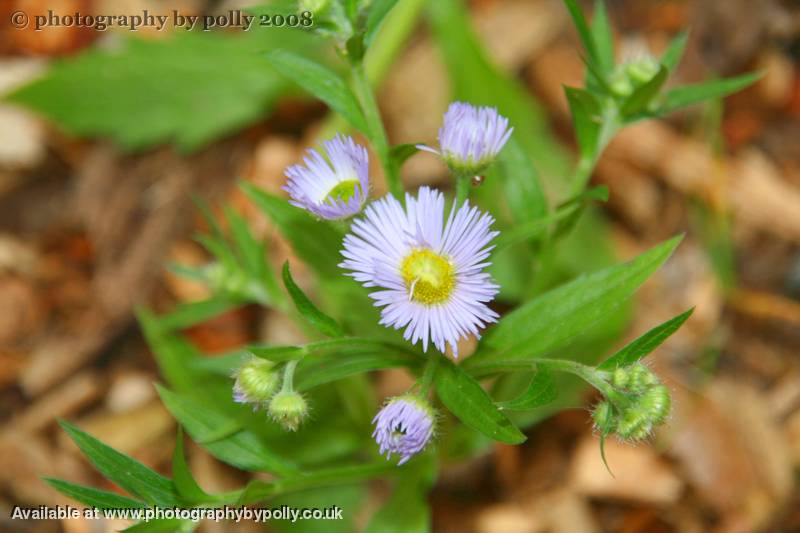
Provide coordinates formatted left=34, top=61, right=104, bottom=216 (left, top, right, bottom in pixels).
left=47, top=0, right=757, bottom=530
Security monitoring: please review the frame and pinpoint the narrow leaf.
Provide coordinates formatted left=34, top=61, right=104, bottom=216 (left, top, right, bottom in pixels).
left=598, top=308, right=694, bottom=370
left=659, top=72, right=761, bottom=115
left=156, top=298, right=239, bottom=331
left=498, top=369, right=557, bottom=410
left=43, top=478, right=147, bottom=509
left=266, top=49, right=368, bottom=133
left=661, top=31, right=689, bottom=72
left=241, top=183, right=342, bottom=279
left=590, top=0, right=615, bottom=74
left=156, top=385, right=297, bottom=475
left=565, top=86, right=601, bottom=158
left=389, top=143, right=420, bottom=168
left=283, top=261, right=345, bottom=338
left=295, top=350, right=421, bottom=391
left=621, top=65, right=668, bottom=117
left=172, top=427, right=213, bottom=504
left=563, top=0, right=599, bottom=65
left=59, top=420, right=179, bottom=507
left=365, top=0, right=400, bottom=46
left=467, top=236, right=683, bottom=374
left=435, top=358, right=526, bottom=444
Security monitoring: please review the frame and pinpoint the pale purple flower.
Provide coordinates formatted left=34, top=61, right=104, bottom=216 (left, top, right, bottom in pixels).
left=418, top=102, right=513, bottom=175
left=372, top=396, right=435, bottom=465
left=340, top=186, right=499, bottom=356
left=283, top=134, right=370, bottom=220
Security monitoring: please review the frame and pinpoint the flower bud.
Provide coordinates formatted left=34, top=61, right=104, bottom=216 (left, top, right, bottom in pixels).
left=638, top=384, right=671, bottom=425
left=592, top=401, right=615, bottom=433
left=372, top=395, right=436, bottom=465
left=268, top=391, right=309, bottom=432
left=628, top=364, right=659, bottom=393
left=232, top=358, right=280, bottom=408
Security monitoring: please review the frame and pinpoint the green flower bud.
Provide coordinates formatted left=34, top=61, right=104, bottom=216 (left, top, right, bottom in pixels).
left=611, top=367, right=630, bottom=389
left=233, top=358, right=280, bottom=407
left=592, top=401, right=616, bottom=433
left=616, top=407, right=652, bottom=441
left=639, top=384, right=671, bottom=425
left=628, top=364, right=659, bottom=393
left=625, top=57, right=660, bottom=86
left=268, top=391, right=309, bottom=432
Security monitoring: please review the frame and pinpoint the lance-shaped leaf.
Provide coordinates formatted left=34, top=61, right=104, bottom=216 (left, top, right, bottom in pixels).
left=658, top=72, right=761, bottom=115
left=242, top=183, right=342, bottom=279
left=621, top=65, right=668, bottom=118
left=295, top=349, right=422, bottom=391
left=598, top=308, right=694, bottom=370
left=172, top=427, right=214, bottom=504
left=283, top=261, right=345, bottom=338
left=590, top=0, right=615, bottom=75
left=156, top=385, right=297, bottom=475
left=59, top=420, right=179, bottom=507
left=660, top=31, right=689, bottom=73
left=265, top=49, right=368, bottom=134
left=498, top=369, right=557, bottom=410
left=43, top=478, right=147, bottom=510
left=365, top=0, right=400, bottom=47
left=466, top=236, right=683, bottom=375
left=435, top=358, right=526, bottom=444
left=565, top=86, right=602, bottom=158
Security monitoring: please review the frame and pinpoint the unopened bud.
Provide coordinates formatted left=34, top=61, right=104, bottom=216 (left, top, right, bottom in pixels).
left=639, top=384, right=671, bottom=425
left=268, top=391, right=309, bottom=432
left=592, top=401, right=615, bottom=433
left=233, top=358, right=280, bottom=408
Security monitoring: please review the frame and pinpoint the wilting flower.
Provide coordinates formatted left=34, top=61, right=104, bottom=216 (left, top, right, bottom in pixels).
left=372, top=395, right=435, bottom=465
left=268, top=391, right=309, bottom=432
left=232, top=357, right=280, bottom=408
left=283, top=134, right=370, bottom=220
left=340, top=186, right=499, bottom=356
left=418, top=102, right=513, bottom=176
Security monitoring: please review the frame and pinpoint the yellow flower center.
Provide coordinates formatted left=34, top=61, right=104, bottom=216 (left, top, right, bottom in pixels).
left=400, top=249, right=456, bottom=305
left=325, top=179, right=360, bottom=203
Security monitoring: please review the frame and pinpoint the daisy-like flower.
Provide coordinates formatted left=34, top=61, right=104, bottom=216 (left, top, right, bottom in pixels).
left=418, top=102, right=513, bottom=176
left=372, top=395, right=436, bottom=465
left=283, top=134, right=370, bottom=220
left=340, top=186, right=499, bottom=356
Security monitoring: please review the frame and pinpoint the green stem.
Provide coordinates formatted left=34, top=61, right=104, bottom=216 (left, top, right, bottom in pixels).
left=417, top=352, right=441, bottom=395
left=351, top=61, right=402, bottom=199
left=281, top=360, right=299, bottom=393
left=536, top=358, right=631, bottom=409
left=454, top=174, right=471, bottom=207
left=568, top=105, right=619, bottom=196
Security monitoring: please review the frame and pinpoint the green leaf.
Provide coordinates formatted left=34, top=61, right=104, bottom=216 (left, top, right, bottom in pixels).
left=365, top=0, right=400, bottom=47
left=265, top=49, right=368, bottom=134
left=283, top=261, right=345, bottom=338
left=621, top=65, right=668, bottom=117
left=497, top=369, right=557, bottom=410
left=43, top=478, right=147, bottom=509
left=590, top=0, right=615, bottom=74
left=59, top=420, right=179, bottom=507
left=563, top=0, right=599, bottom=66
left=223, top=206, right=282, bottom=305
left=435, top=357, right=526, bottom=444
left=658, top=72, right=761, bottom=115
left=171, top=427, right=213, bottom=504
left=249, top=345, right=306, bottom=362
left=295, top=349, right=422, bottom=391
left=366, top=458, right=436, bottom=533
left=6, top=33, right=293, bottom=152
left=242, top=183, right=342, bottom=279
left=156, top=385, right=297, bottom=475
left=467, top=236, right=683, bottom=375
left=389, top=143, right=420, bottom=168
left=491, top=136, right=548, bottom=225
left=137, top=308, right=205, bottom=392
left=661, top=31, right=689, bottom=72
left=565, top=86, right=602, bottom=158
left=156, top=298, right=239, bottom=331
left=597, top=308, right=694, bottom=370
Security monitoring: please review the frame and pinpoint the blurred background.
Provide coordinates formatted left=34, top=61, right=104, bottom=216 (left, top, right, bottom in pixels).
left=1, top=0, right=799, bottom=531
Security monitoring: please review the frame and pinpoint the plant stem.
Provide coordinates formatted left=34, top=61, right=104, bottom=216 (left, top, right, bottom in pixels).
left=281, top=360, right=298, bottom=393
left=454, top=174, right=471, bottom=207
left=351, top=61, right=403, bottom=200
left=568, top=105, right=619, bottom=196
left=417, top=352, right=441, bottom=395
